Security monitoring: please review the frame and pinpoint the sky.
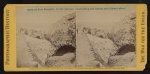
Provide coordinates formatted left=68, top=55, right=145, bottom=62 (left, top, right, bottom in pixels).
left=16, top=6, right=135, bottom=32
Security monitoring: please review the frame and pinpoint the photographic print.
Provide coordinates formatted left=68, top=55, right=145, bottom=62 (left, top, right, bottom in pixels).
left=16, top=6, right=136, bottom=68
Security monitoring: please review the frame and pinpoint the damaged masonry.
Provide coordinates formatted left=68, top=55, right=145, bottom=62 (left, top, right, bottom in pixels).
left=17, top=11, right=136, bottom=68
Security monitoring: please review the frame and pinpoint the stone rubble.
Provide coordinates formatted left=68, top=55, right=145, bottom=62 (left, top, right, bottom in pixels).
left=17, top=12, right=136, bottom=68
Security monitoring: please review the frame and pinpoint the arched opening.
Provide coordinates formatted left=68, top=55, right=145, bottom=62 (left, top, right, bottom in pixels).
left=115, top=44, right=135, bottom=55
left=53, top=45, right=75, bottom=56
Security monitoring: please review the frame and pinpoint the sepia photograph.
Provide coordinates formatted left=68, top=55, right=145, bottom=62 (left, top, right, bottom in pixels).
left=16, top=6, right=136, bottom=68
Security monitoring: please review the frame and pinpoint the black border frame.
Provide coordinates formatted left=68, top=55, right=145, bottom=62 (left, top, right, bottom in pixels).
left=0, top=0, right=149, bottom=74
